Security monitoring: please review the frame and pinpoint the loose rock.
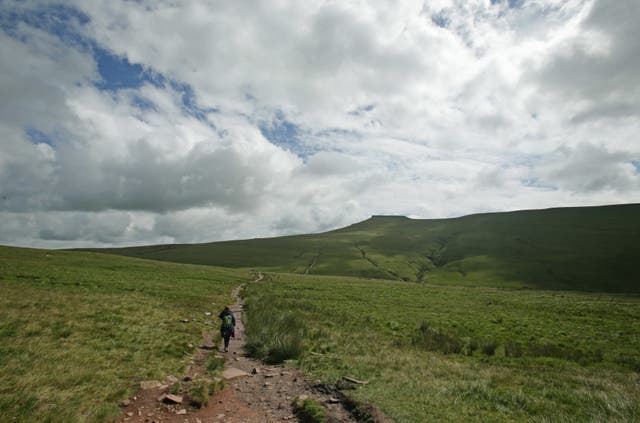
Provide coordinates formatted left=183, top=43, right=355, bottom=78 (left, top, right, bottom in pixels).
left=162, top=394, right=183, bottom=404
left=140, top=381, right=162, bottom=390
left=222, top=367, right=249, bottom=380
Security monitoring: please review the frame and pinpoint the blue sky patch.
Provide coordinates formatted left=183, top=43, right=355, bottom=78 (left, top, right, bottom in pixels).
left=632, top=160, right=640, bottom=173
left=94, top=47, right=147, bottom=91
left=521, top=178, right=557, bottom=191
left=0, top=4, right=90, bottom=48
left=170, top=80, right=218, bottom=121
left=259, top=112, right=312, bottom=158
left=131, top=94, right=157, bottom=112
left=25, top=126, right=55, bottom=147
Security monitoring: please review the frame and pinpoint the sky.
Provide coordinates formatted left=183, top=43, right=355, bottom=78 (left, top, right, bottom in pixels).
left=0, top=0, right=639, bottom=248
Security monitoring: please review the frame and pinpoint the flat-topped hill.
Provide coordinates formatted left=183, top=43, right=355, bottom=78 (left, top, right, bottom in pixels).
left=82, top=203, right=640, bottom=293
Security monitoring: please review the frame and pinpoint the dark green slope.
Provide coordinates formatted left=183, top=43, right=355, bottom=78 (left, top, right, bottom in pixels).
left=84, top=204, right=640, bottom=292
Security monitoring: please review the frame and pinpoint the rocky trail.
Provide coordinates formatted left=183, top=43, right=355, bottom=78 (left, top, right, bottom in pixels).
left=117, top=276, right=370, bottom=423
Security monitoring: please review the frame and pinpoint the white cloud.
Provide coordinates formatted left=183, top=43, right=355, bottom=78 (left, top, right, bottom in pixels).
left=1, top=0, right=639, bottom=248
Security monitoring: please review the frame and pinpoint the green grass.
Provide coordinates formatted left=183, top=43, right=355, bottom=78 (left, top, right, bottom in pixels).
left=242, top=273, right=640, bottom=422
left=86, top=203, right=640, bottom=293
left=292, top=396, right=326, bottom=423
left=0, top=246, right=246, bottom=422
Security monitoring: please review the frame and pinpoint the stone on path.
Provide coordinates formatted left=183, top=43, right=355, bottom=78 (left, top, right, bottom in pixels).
left=222, top=367, right=249, bottom=380
left=140, top=381, right=162, bottom=390
left=158, top=393, right=183, bottom=404
left=165, top=375, right=179, bottom=384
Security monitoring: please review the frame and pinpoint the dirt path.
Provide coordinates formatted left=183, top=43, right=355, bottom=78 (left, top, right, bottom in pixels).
left=117, top=274, right=363, bottom=423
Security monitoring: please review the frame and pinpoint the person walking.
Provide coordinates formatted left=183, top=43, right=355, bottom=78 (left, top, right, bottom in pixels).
left=219, top=305, right=235, bottom=352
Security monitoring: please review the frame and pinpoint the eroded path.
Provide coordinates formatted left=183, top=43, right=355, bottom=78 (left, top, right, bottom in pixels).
left=118, top=275, right=360, bottom=423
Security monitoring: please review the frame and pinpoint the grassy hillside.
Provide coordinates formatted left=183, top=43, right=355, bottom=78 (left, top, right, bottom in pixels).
left=0, top=246, right=246, bottom=422
left=242, top=273, right=640, bottom=422
left=87, top=204, right=640, bottom=293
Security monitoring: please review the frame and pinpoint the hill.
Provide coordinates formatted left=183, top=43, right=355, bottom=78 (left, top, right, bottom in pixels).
left=83, top=204, right=640, bottom=293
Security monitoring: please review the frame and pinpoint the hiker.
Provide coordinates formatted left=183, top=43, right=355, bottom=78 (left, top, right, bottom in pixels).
left=219, top=305, right=235, bottom=352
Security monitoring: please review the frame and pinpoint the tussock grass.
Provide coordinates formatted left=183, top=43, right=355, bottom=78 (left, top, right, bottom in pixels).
left=0, top=246, right=245, bottom=422
left=242, top=273, right=640, bottom=422
left=292, top=397, right=326, bottom=423
left=412, top=322, right=463, bottom=354
left=243, top=289, right=307, bottom=364
left=205, top=355, right=226, bottom=373
left=188, top=377, right=224, bottom=408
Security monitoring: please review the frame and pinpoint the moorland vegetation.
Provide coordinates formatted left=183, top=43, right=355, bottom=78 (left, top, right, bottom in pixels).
left=0, top=246, right=244, bottom=422
left=88, top=204, right=640, bottom=293
left=242, top=273, right=640, bottom=421
left=2, top=204, right=639, bottom=421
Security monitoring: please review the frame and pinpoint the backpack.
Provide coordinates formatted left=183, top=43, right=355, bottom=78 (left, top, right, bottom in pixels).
left=222, top=314, right=233, bottom=331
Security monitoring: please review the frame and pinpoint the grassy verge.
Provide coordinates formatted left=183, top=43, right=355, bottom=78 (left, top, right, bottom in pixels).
left=0, top=246, right=246, bottom=422
left=242, top=273, right=640, bottom=422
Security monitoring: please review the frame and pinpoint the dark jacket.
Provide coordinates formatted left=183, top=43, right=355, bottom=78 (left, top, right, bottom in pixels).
left=219, top=309, right=235, bottom=333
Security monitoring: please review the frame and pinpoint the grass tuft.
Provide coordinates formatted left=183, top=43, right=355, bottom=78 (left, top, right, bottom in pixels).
left=504, top=341, right=523, bottom=358
left=187, top=377, right=224, bottom=408
left=412, top=322, right=462, bottom=354
left=205, top=355, right=226, bottom=373
left=292, top=397, right=326, bottom=423
left=481, top=340, right=498, bottom=356
left=243, top=292, right=307, bottom=363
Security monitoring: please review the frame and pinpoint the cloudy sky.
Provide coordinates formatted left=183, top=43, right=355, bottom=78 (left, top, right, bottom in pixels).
left=1, top=0, right=638, bottom=248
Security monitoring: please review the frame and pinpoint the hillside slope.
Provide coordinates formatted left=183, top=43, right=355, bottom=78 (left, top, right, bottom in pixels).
left=84, top=204, right=640, bottom=292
